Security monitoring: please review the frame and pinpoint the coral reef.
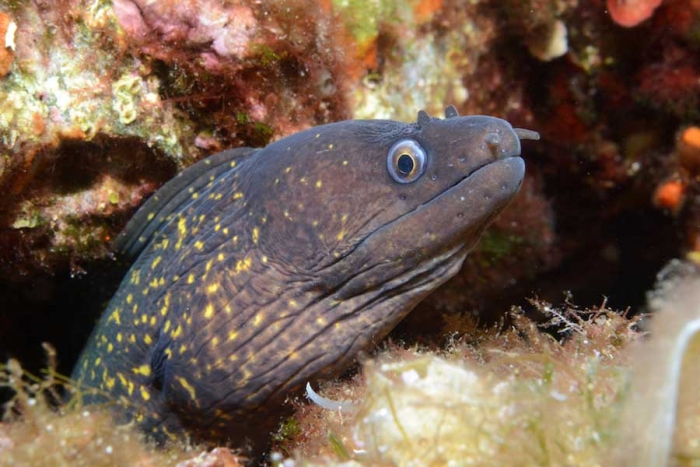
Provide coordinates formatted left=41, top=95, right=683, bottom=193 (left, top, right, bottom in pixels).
left=1, top=0, right=700, bottom=463
left=0, top=0, right=195, bottom=279
left=499, top=0, right=577, bottom=62
left=346, top=1, right=494, bottom=120
left=0, top=0, right=353, bottom=280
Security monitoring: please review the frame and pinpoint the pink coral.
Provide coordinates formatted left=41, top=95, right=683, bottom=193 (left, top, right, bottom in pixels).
left=607, top=0, right=664, bottom=27
left=113, top=0, right=257, bottom=66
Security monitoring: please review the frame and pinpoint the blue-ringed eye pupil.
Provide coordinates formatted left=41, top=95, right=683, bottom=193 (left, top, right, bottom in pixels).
left=397, top=154, right=414, bottom=174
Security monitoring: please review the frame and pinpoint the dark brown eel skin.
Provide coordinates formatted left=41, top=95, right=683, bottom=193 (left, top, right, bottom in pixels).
left=72, top=106, right=539, bottom=449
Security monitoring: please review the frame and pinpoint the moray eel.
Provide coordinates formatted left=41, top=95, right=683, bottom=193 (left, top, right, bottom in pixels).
left=72, top=106, right=538, bottom=447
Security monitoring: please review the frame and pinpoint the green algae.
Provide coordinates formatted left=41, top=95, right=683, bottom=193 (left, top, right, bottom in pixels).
left=332, top=0, right=382, bottom=49
left=476, top=230, right=524, bottom=265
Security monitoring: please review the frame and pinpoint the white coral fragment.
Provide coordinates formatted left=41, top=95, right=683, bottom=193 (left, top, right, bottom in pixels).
left=528, top=20, right=568, bottom=62
left=4, top=19, right=16, bottom=51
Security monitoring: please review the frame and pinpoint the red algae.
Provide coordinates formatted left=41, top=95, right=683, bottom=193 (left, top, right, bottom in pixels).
left=607, top=0, right=664, bottom=27
left=636, top=44, right=700, bottom=118
left=653, top=0, right=700, bottom=43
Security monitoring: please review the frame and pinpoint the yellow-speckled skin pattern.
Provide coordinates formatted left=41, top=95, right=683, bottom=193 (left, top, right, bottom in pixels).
left=72, top=108, right=534, bottom=447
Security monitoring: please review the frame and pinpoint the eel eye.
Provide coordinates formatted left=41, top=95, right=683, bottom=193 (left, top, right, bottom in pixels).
left=387, top=139, right=427, bottom=184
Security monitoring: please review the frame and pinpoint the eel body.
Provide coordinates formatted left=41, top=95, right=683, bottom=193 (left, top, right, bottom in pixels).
left=72, top=106, right=538, bottom=446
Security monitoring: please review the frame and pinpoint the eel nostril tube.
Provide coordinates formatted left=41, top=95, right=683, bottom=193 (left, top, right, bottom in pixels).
left=513, top=128, right=540, bottom=141
left=485, top=132, right=501, bottom=155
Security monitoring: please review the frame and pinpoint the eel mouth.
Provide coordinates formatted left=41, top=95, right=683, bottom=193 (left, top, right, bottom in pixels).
left=428, top=146, right=526, bottom=214
left=378, top=154, right=526, bottom=251
left=380, top=155, right=527, bottom=275
left=441, top=155, right=526, bottom=211
left=442, top=125, right=537, bottom=202
left=385, top=148, right=528, bottom=241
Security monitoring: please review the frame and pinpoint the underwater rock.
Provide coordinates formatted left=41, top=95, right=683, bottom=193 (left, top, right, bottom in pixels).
left=635, top=43, right=700, bottom=119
